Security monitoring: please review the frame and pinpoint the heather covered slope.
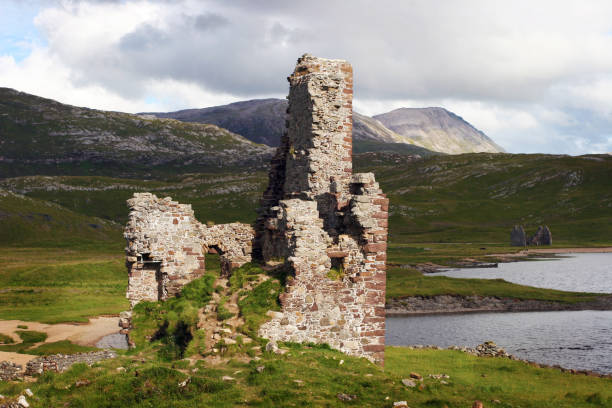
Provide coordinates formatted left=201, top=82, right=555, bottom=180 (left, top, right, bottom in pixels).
left=0, top=88, right=273, bottom=178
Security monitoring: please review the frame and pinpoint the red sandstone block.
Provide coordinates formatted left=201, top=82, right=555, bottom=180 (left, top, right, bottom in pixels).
left=372, top=198, right=389, bottom=206
left=374, top=308, right=386, bottom=317
left=371, top=212, right=387, bottom=219
left=363, top=242, right=386, bottom=253
left=375, top=253, right=387, bottom=261
left=173, top=219, right=178, bottom=225
left=363, top=317, right=385, bottom=324
left=343, top=89, right=352, bottom=94
left=377, top=219, right=388, bottom=228
left=363, top=345, right=385, bottom=352
left=343, top=168, right=352, bottom=173
left=327, top=250, right=349, bottom=258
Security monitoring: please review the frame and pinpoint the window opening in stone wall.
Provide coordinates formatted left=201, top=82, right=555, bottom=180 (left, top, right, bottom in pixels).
left=327, top=256, right=345, bottom=281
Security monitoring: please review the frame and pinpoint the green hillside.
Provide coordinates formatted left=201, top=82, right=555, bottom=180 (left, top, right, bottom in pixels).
left=355, top=152, right=612, bottom=246
left=3, top=152, right=610, bottom=247
left=0, top=88, right=272, bottom=178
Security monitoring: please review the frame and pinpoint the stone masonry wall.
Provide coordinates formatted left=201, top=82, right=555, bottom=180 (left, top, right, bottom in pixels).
left=123, top=54, right=387, bottom=365
left=256, top=54, right=388, bottom=365
left=25, top=351, right=117, bottom=376
left=0, top=361, right=22, bottom=381
left=124, top=193, right=253, bottom=307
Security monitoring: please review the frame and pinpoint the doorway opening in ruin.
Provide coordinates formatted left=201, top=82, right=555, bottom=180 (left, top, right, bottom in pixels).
left=140, top=254, right=165, bottom=301
left=208, top=244, right=230, bottom=276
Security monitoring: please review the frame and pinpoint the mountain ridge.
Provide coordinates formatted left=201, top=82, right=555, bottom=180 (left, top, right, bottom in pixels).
left=144, top=98, right=503, bottom=154
left=374, top=107, right=505, bottom=154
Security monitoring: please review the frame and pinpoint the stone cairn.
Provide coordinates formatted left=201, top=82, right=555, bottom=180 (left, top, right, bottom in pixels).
left=122, top=54, right=388, bottom=365
left=510, top=224, right=552, bottom=246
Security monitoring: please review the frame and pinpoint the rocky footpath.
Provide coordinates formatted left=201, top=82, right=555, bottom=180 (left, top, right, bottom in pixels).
left=386, top=294, right=612, bottom=315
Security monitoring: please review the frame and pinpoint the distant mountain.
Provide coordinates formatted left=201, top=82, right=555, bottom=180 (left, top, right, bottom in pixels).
left=144, top=98, right=286, bottom=147
left=146, top=99, right=417, bottom=148
left=0, top=88, right=272, bottom=177
left=373, top=107, right=505, bottom=154
left=147, top=99, right=502, bottom=154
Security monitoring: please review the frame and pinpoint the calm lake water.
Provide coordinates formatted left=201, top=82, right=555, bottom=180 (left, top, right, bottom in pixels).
left=386, top=253, right=612, bottom=373
left=430, top=252, right=612, bottom=293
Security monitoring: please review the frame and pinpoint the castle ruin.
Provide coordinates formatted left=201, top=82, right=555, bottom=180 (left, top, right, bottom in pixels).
left=123, top=54, right=388, bottom=364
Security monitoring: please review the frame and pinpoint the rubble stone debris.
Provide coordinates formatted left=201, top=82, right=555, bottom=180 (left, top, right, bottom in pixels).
left=122, top=54, right=388, bottom=364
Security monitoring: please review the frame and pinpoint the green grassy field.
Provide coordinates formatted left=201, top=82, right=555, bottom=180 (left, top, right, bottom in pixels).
left=0, top=247, right=127, bottom=323
left=1, top=263, right=611, bottom=407
left=0, top=336, right=610, bottom=407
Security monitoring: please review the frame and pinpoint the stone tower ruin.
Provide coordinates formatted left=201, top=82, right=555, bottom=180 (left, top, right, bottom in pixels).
left=254, top=54, right=388, bottom=364
left=123, top=54, right=388, bottom=364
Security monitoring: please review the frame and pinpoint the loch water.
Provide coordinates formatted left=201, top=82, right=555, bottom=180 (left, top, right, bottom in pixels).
left=386, top=253, right=612, bottom=374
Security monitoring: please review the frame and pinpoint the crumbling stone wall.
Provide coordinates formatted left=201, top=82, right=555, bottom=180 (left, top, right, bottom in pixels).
left=510, top=225, right=526, bottom=246
left=201, top=223, right=254, bottom=276
left=510, top=224, right=552, bottom=246
left=256, top=55, right=388, bottom=365
left=25, top=351, right=117, bottom=376
left=0, top=361, right=22, bottom=381
left=124, top=193, right=253, bottom=306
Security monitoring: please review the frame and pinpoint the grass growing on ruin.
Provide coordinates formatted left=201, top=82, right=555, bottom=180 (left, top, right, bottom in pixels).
left=1, top=345, right=610, bottom=407
left=130, top=273, right=216, bottom=360
left=386, top=266, right=601, bottom=303
left=0, top=333, right=15, bottom=344
left=0, top=247, right=128, bottom=323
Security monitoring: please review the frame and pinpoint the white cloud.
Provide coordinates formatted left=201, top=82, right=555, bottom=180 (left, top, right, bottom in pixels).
left=2, top=0, right=612, bottom=154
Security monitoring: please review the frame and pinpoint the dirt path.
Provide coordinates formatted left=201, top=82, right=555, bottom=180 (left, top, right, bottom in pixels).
left=0, top=350, right=37, bottom=365
left=0, top=316, right=119, bottom=347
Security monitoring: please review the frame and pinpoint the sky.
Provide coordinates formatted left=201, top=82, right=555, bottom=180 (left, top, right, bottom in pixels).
left=1, top=0, right=612, bottom=154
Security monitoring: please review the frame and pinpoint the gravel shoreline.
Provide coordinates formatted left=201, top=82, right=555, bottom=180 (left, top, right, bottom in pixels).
left=386, top=294, right=612, bottom=316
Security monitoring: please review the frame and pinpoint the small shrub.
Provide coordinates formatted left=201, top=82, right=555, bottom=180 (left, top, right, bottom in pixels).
left=16, top=330, right=47, bottom=343
left=16, top=325, right=28, bottom=329
left=0, top=333, right=15, bottom=344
